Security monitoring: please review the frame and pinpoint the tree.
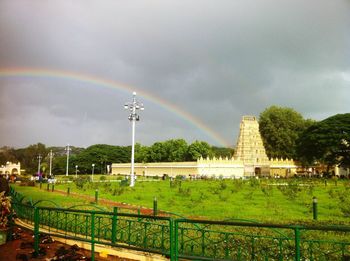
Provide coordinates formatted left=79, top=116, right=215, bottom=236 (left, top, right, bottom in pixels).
left=0, top=147, right=17, bottom=165
left=296, top=113, right=350, bottom=170
left=212, top=146, right=234, bottom=158
left=259, top=106, right=314, bottom=159
left=134, top=143, right=150, bottom=163
left=187, top=141, right=213, bottom=161
left=14, top=143, right=48, bottom=174
left=148, top=142, right=168, bottom=162
left=74, top=144, right=130, bottom=174
left=165, top=139, right=188, bottom=162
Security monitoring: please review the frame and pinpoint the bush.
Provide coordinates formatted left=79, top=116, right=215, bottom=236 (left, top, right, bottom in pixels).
left=75, top=176, right=90, bottom=189
left=219, top=181, right=227, bottom=190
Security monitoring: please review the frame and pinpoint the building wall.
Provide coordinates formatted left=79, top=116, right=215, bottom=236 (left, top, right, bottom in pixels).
left=0, top=162, right=21, bottom=175
left=335, top=166, right=350, bottom=177
left=269, top=158, right=298, bottom=177
left=197, top=156, right=244, bottom=178
left=111, top=158, right=301, bottom=179
left=111, top=162, right=198, bottom=177
left=111, top=158, right=247, bottom=179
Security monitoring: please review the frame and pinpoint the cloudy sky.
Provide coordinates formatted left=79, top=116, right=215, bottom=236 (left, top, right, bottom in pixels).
left=0, top=0, right=349, bottom=149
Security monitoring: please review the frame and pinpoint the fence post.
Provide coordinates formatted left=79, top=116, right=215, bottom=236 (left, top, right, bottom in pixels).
left=312, top=197, right=318, bottom=220
left=33, top=207, right=40, bottom=256
left=174, top=220, right=178, bottom=261
left=95, top=190, right=98, bottom=204
left=294, top=226, right=301, bottom=261
left=153, top=197, right=158, bottom=216
left=111, top=207, right=118, bottom=245
left=169, top=218, right=175, bottom=261
left=91, top=213, right=95, bottom=261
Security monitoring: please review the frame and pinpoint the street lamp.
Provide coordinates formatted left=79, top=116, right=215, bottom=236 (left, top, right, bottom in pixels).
left=124, top=91, right=144, bottom=187
left=65, top=144, right=71, bottom=176
left=91, top=163, right=95, bottom=182
left=75, top=165, right=78, bottom=178
left=37, top=154, right=42, bottom=176
left=48, top=150, right=54, bottom=177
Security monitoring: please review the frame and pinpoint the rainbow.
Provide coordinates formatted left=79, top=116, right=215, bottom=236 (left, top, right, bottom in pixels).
left=0, top=67, right=230, bottom=147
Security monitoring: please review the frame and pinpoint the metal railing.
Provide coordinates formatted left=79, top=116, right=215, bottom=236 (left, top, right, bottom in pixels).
left=10, top=188, right=350, bottom=261
left=174, top=219, right=350, bottom=261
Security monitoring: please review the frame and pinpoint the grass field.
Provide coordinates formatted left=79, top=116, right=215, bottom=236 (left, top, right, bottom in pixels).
left=11, top=176, right=350, bottom=224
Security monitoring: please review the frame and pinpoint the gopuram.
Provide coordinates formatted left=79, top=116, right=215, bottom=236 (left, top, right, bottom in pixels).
left=112, top=116, right=298, bottom=178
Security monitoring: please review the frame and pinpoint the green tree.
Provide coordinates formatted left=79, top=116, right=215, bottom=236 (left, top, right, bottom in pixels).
left=212, top=146, right=234, bottom=158
left=187, top=141, right=213, bottom=160
left=259, top=106, right=314, bottom=159
left=134, top=143, right=150, bottom=163
left=0, top=146, right=18, bottom=164
left=296, top=113, right=350, bottom=170
left=165, top=139, right=188, bottom=162
left=74, top=144, right=130, bottom=174
left=15, top=143, right=48, bottom=174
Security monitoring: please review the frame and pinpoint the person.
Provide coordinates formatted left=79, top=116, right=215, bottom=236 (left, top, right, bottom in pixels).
left=0, top=175, right=10, bottom=196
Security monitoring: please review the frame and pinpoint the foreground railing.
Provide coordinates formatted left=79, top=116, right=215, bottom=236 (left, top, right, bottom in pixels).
left=174, top=219, right=350, bottom=260
left=12, top=202, right=174, bottom=260
left=10, top=188, right=350, bottom=261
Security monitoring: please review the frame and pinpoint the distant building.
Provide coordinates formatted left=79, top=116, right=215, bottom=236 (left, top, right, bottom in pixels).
left=0, top=162, right=21, bottom=175
left=112, top=116, right=299, bottom=178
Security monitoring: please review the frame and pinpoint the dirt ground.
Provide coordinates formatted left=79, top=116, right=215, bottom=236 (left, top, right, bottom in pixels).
left=0, top=227, right=138, bottom=261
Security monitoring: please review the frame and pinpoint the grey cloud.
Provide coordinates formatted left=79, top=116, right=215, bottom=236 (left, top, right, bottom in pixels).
left=0, top=0, right=349, bottom=148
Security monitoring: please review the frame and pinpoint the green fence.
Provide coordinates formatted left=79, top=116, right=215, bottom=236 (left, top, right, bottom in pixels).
left=174, top=219, right=350, bottom=260
left=10, top=188, right=350, bottom=261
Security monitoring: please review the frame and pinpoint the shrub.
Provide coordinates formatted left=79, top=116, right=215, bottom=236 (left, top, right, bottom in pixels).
left=178, top=187, right=191, bottom=197
left=219, top=181, right=227, bottom=190
left=75, top=176, right=90, bottom=189
left=261, top=185, right=273, bottom=197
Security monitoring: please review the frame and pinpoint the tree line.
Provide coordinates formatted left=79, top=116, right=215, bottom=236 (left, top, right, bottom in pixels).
left=0, top=140, right=233, bottom=175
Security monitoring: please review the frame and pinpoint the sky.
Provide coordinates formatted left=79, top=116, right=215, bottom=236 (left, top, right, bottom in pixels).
left=0, top=0, right=349, bottom=149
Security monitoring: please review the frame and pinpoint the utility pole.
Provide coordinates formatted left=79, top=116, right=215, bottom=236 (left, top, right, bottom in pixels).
left=48, top=150, right=54, bottom=177
left=37, top=154, right=42, bottom=175
left=65, top=144, right=71, bottom=176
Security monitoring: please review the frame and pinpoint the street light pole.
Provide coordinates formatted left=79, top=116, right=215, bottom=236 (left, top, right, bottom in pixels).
left=48, top=150, right=53, bottom=177
left=124, top=91, right=144, bottom=187
left=37, top=154, right=42, bottom=175
left=65, top=144, right=71, bottom=177
left=75, top=165, right=78, bottom=178
left=91, top=163, right=95, bottom=182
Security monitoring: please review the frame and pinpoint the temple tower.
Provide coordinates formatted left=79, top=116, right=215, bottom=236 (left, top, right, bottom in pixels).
left=234, top=116, right=270, bottom=176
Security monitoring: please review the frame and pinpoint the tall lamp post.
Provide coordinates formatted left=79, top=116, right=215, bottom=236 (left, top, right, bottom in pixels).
left=91, top=163, right=95, bottom=182
left=75, top=165, right=78, bottom=178
left=37, top=154, right=42, bottom=176
left=48, top=150, right=54, bottom=177
left=37, top=154, right=42, bottom=186
left=124, top=91, right=144, bottom=187
left=65, top=144, right=71, bottom=176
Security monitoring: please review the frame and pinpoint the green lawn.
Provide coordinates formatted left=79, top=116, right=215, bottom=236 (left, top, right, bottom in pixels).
left=11, top=177, right=350, bottom=224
